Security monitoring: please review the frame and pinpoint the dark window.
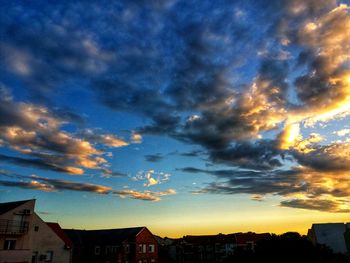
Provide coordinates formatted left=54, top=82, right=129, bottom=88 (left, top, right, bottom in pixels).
left=4, top=240, right=16, bottom=250
left=34, top=226, right=39, bottom=232
left=149, top=244, right=155, bottom=253
left=95, top=246, right=101, bottom=255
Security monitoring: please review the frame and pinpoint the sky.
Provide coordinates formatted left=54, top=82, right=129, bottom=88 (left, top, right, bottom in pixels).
left=1, top=0, right=350, bottom=237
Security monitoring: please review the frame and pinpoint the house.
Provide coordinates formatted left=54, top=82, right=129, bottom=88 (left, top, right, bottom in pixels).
left=234, top=232, right=271, bottom=251
left=65, top=226, right=158, bottom=263
left=307, top=223, right=350, bottom=254
left=179, top=234, right=236, bottom=263
left=0, top=199, right=72, bottom=263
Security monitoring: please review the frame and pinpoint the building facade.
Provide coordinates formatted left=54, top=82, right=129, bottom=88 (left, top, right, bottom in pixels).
left=65, top=226, right=158, bottom=263
left=307, top=223, right=350, bottom=254
left=0, top=199, right=72, bottom=263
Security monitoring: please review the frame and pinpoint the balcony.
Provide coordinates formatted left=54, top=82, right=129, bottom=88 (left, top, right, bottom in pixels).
left=0, top=219, right=29, bottom=235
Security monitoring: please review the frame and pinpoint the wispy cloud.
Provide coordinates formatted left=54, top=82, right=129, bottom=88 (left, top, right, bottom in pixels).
left=144, top=154, right=163, bottom=163
left=114, top=189, right=176, bottom=201
left=0, top=171, right=176, bottom=201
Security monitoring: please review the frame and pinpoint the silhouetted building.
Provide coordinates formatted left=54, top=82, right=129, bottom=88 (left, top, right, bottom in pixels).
left=0, top=199, right=72, bottom=263
left=235, top=232, right=270, bottom=251
left=307, top=223, right=350, bottom=254
left=65, top=226, right=158, bottom=263
left=157, top=232, right=270, bottom=263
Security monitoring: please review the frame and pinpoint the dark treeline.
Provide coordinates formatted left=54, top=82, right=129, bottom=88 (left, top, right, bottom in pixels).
left=223, top=232, right=350, bottom=263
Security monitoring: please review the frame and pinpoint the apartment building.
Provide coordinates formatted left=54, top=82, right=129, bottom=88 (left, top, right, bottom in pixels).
left=0, top=199, right=72, bottom=263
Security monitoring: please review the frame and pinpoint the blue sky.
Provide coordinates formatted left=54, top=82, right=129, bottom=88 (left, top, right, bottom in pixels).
left=1, top=0, right=350, bottom=236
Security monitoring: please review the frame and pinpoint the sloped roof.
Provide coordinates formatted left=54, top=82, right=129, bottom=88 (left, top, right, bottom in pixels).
left=64, top=227, right=145, bottom=246
left=0, top=199, right=34, bottom=215
left=47, top=222, right=73, bottom=248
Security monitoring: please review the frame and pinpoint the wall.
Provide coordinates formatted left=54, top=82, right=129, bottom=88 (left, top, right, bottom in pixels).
left=30, top=213, right=71, bottom=263
left=313, top=223, right=348, bottom=254
left=0, top=200, right=35, bottom=263
left=135, top=228, right=158, bottom=263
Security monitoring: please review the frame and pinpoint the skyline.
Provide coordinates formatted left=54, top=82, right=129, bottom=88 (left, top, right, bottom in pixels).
left=1, top=0, right=350, bottom=237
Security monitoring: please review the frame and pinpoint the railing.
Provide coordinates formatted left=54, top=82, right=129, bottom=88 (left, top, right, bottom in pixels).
left=0, top=219, right=29, bottom=235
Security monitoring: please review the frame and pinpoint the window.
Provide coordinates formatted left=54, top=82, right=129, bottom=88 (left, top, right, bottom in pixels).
left=45, top=251, right=53, bottom=262
left=143, top=260, right=147, bottom=263
left=4, top=240, right=16, bottom=250
left=95, top=246, right=101, bottom=255
left=138, top=261, right=142, bottom=263
left=125, top=244, right=130, bottom=253
left=142, top=244, right=147, bottom=253
left=112, top=246, right=118, bottom=253
left=151, top=260, right=155, bottom=263
left=105, top=246, right=110, bottom=254
left=34, top=226, right=39, bottom=232
left=149, top=244, right=155, bottom=253
left=138, top=244, right=143, bottom=253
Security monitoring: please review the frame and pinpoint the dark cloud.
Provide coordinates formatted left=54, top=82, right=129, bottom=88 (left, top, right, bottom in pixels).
left=179, top=150, right=204, bottom=157
left=144, top=154, right=163, bottom=163
left=191, top=168, right=304, bottom=196
left=290, top=142, right=350, bottom=172
left=280, top=199, right=350, bottom=213
left=209, top=140, right=282, bottom=170
left=0, top=154, right=79, bottom=174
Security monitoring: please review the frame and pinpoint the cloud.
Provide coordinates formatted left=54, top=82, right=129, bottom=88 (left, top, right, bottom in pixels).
left=290, top=141, right=350, bottom=172
left=114, top=189, right=176, bottom=201
left=0, top=171, right=176, bottom=201
left=144, top=154, right=163, bottom=162
left=280, top=198, right=350, bottom=213
left=78, top=129, right=129, bottom=147
left=209, top=140, right=282, bottom=170
left=189, top=165, right=350, bottom=212
left=133, top=170, right=171, bottom=187
left=2, top=0, right=350, bottom=212
left=0, top=87, right=128, bottom=175
left=179, top=150, right=204, bottom=157
left=334, top=128, right=350, bottom=137
left=131, top=132, right=142, bottom=144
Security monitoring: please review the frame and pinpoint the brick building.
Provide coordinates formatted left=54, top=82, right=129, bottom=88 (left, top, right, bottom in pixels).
left=65, top=226, right=158, bottom=263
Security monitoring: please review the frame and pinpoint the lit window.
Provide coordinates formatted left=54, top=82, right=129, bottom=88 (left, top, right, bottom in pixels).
left=142, top=244, right=147, bottom=253
left=151, top=260, right=155, bottom=263
left=139, top=244, right=143, bottom=253
left=95, top=246, right=101, bottom=255
left=149, top=244, right=155, bottom=253
left=4, top=240, right=16, bottom=250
